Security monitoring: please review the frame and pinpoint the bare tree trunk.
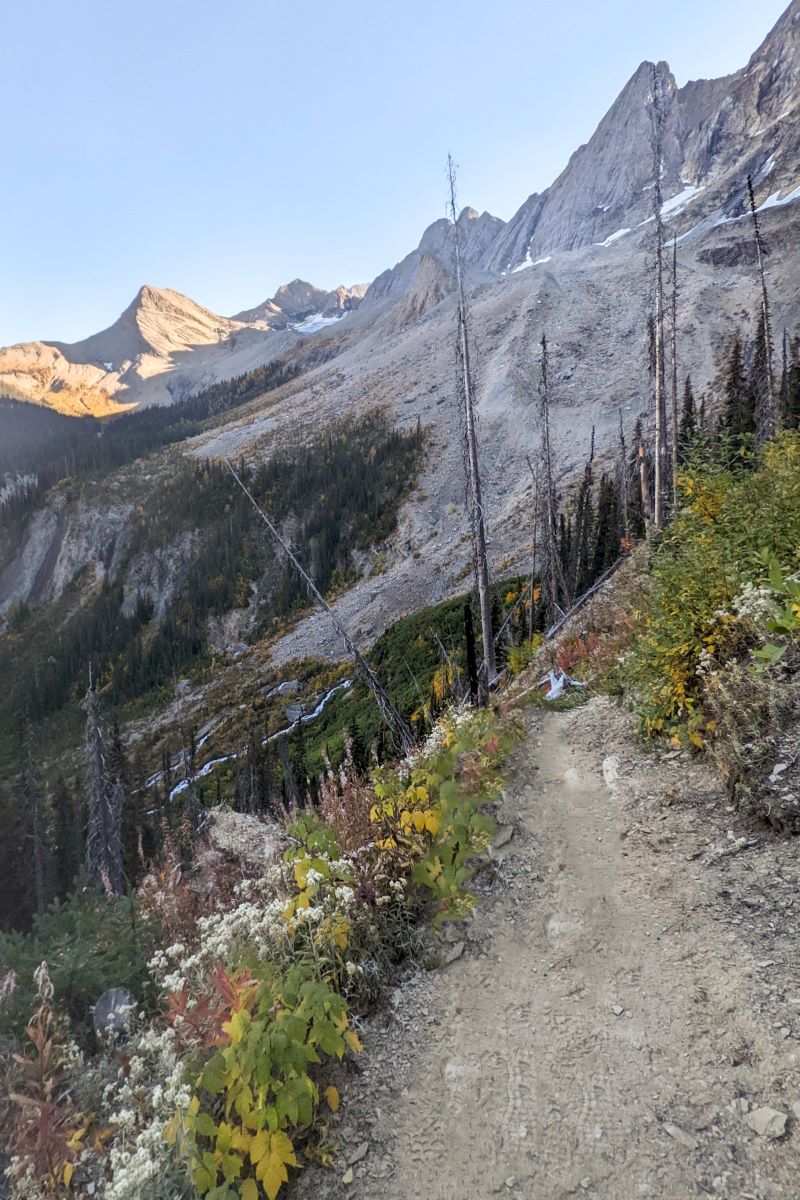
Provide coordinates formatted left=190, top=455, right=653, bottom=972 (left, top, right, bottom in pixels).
left=569, top=427, right=595, bottom=600
left=176, top=699, right=201, bottom=833
left=670, top=235, right=679, bottom=501
left=83, top=671, right=123, bottom=897
left=747, top=173, right=776, bottom=440
left=538, top=335, right=567, bottom=621
left=525, top=455, right=540, bottom=639
left=638, top=435, right=652, bottom=534
left=226, top=461, right=415, bottom=756
left=464, top=603, right=479, bottom=707
left=649, top=66, right=669, bottom=528
left=618, top=411, right=630, bottom=542
left=447, top=155, right=496, bottom=695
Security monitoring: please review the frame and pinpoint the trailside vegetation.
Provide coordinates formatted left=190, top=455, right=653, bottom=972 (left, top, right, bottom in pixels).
left=0, top=706, right=521, bottom=1200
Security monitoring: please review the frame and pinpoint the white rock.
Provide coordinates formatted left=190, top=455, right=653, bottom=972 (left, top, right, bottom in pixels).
left=443, top=941, right=465, bottom=965
left=661, top=1121, right=699, bottom=1150
left=603, top=755, right=621, bottom=790
left=745, top=1106, right=787, bottom=1138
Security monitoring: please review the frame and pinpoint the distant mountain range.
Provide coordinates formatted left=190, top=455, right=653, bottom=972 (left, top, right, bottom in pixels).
left=2, top=1, right=798, bottom=420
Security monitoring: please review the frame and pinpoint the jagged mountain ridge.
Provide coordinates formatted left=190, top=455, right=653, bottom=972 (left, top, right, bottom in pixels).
left=1, top=0, right=799, bottom=420
left=487, top=0, right=800, bottom=269
left=234, top=279, right=368, bottom=326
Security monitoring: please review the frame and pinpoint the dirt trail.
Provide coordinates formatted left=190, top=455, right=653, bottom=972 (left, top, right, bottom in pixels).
left=304, top=698, right=800, bottom=1200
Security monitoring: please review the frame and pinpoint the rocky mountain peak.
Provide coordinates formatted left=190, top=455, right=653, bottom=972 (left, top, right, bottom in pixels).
left=234, top=279, right=367, bottom=327
left=51, top=285, right=241, bottom=370
left=484, top=2, right=800, bottom=272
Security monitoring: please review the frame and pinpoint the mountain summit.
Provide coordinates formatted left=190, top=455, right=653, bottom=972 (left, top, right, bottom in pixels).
left=234, top=279, right=368, bottom=327
left=1, top=2, right=799, bottom=415
left=52, top=285, right=246, bottom=369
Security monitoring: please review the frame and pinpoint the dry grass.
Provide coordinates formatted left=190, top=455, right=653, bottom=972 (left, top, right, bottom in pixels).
left=316, top=735, right=376, bottom=852
left=703, top=650, right=800, bottom=831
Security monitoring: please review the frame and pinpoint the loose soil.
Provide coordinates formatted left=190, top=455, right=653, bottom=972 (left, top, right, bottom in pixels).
left=300, top=697, right=800, bottom=1199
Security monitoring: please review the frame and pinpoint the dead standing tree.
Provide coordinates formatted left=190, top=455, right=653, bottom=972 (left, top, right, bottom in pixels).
left=648, top=65, right=669, bottom=528
left=617, top=410, right=631, bottom=542
left=747, top=173, right=776, bottom=440
left=83, top=670, right=124, bottom=897
left=670, top=235, right=680, bottom=501
left=226, top=460, right=415, bottom=756
left=537, top=335, right=567, bottom=623
left=447, top=155, right=496, bottom=698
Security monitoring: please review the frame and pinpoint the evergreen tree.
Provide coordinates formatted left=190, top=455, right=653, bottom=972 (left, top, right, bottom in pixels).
left=677, top=375, right=697, bottom=464
left=21, top=728, right=53, bottom=915
left=490, top=592, right=506, bottom=670
left=52, top=775, right=83, bottom=899
left=784, top=335, right=800, bottom=430
left=278, top=736, right=300, bottom=810
left=779, top=329, right=789, bottom=427
left=721, top=333, right=753, bottom=457
left=558, top=512, right=572, bottom=588
left=590, top=474, right=621, bottom=580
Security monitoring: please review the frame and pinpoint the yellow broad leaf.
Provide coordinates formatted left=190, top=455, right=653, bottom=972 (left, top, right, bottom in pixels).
left=332, top=922, right=349, bottom=950
left=344, top=1029, right=363, bottom=1054
left=412, top=811, right=426, bottom=832
left=250, top=1129, right=270, bottom=1165
left=231, top=1126, right=251, bottom=1153
left=216, top=1122, right=233, bottom=1153
left=234, top=1085, right=253, bottom=1118
left=424, top=811, right=440, bottom=836
left=240, top=1180, right=259, bottom=1200
left=66, top=1124, right=88, bottom=1150
left=270, top=1131, right=297, bottom=1167
left=325, top=1085, right=340, bottom=1113
left=257, top=1151, right=289, bottom=1200
left=293, top=861, right=308, bottom=889
left=63, top=1162, right=74, bottom=1187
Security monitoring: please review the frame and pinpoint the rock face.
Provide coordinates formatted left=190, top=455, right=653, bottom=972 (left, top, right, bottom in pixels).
left=487, top=1, right=800, bottom=270
left=364, top=207, right=505, bottom=309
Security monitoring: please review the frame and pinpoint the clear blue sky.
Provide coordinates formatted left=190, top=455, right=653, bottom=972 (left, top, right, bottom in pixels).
left=1, top=0, right=790, bottom=345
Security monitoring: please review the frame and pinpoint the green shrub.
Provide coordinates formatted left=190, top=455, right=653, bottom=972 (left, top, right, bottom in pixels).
left=624, top=433, right=800, bottom=745
left=0, top=887, right=155, bottom=1040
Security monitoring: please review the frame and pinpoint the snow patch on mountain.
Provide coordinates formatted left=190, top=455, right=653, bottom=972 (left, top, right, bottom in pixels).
left=661, top=184, right=705, bottom=219
left=292, top=312, right=348, bottom=336
left=595, top=228, right=631, bottom=247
